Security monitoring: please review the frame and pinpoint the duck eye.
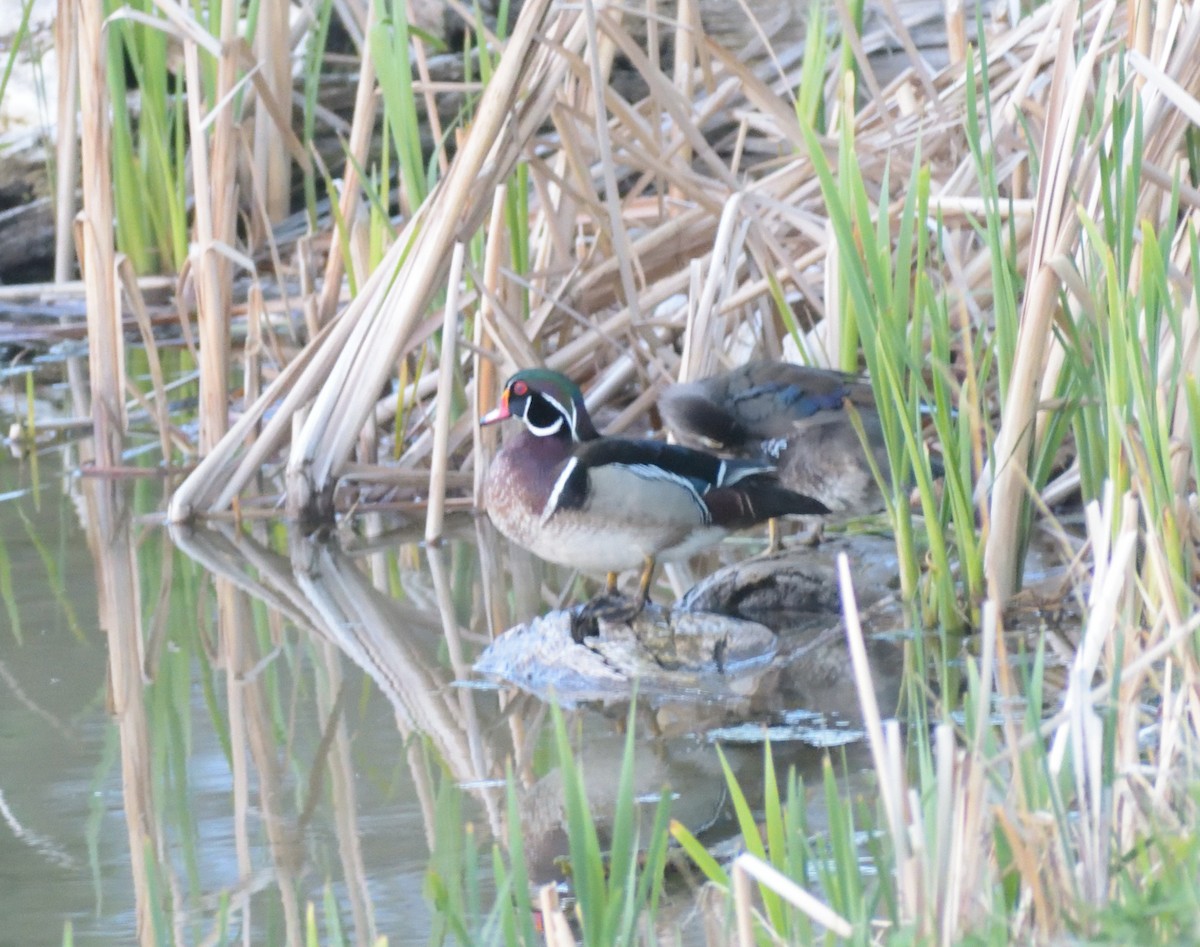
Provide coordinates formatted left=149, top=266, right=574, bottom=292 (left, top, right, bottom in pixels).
left=511, top=380, right=528, bottom=397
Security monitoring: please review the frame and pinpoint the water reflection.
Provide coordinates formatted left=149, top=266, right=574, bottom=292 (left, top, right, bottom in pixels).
left=0, top=446, right=903, bottom=945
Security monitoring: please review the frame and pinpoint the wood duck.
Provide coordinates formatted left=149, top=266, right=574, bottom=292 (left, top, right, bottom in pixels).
left=480, top=368, right=829, bottom=623
left=659, top=361, right=899, bottom=516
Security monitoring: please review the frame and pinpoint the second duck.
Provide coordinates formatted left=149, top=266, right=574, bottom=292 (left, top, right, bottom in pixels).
left=659, top=360, right=906, bottom=515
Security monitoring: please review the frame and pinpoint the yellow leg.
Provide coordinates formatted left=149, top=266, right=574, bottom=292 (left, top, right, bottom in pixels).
left=633, top=555, right=656, bottom=610
left=767, top=517, right=781, bottom=554
left=605, top=571, right=619, bottom=595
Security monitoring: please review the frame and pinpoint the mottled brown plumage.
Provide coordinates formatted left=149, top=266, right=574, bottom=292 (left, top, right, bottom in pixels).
left=660, top=361, right=897, bottom=514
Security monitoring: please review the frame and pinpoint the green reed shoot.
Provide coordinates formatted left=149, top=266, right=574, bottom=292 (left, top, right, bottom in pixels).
left=300, top=0, right=334, bottom=227
left=0, top=530, right=21, bottom=644
left=793, top=0, right=828, bottom=132
left=425, top=698, right=669, bottom=945
left=673, top=743, right=872, bottom=944
left=797, top=106, right=970, bottom=634
left=372, top=0, right=432, bottom=216
left=106, top=0, right=189, bottom=273
left=0, top=0, right=36, bottom=126
left=1059, top=80, right=1196, bottom=611
left=17, top=506, right=85, bottom=643
left=553, top=698, right=671, bottom=946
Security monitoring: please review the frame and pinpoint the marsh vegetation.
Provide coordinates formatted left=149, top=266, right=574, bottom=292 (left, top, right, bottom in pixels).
left=2, top=0, right=1200, bottom=942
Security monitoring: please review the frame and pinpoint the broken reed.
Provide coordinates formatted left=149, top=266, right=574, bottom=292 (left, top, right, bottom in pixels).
left=88, top=0, right=485, bottom=482
left=85, top=0, right=463, bottom=458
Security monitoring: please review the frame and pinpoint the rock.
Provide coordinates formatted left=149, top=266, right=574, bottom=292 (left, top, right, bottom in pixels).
left=474, top=534, right=909, bottom=719
left=679, top=552, right=842, bottom=626
left=474, top=601, right=778, bottom=705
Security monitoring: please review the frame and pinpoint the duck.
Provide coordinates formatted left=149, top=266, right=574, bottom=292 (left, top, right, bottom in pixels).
left=480, top=368, right=830, bottom=626
left=659, top=360, right=900, bottom=517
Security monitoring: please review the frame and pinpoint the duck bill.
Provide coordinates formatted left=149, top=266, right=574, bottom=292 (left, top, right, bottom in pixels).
left=480, top=393, right=511, bottom=426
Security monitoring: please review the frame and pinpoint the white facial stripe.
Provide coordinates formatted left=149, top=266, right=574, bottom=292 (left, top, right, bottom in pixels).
left=540, top=391, right=576, bottom=440
left=542, top=456, right=578, bottom=523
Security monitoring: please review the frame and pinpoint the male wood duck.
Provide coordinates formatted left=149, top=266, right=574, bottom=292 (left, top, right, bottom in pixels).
left=481, top=368, right=829, bottom=623
left=659, top=360, right=899, bottom=516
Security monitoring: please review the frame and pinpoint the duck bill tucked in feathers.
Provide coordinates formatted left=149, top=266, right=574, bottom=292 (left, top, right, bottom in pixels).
left=659, top=361, right=874, bottom=450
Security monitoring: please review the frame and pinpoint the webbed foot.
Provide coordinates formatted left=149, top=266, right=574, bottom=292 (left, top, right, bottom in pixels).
left=569, top=592, right=648, bottom=643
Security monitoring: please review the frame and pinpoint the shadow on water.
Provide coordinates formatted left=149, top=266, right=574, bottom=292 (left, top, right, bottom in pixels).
left=0, top=440, right=912, bottom=945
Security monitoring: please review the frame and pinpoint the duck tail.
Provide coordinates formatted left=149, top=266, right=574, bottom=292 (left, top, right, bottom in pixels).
left=705, top=479, right=829, bottom=529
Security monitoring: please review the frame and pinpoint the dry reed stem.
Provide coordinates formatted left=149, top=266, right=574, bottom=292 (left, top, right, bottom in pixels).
left=53, top=0, right=78, bottom=286
left=586, top=8, right=641, bottom=324
left=678, top=194, right=745, bottom=383
left=837, top=553, right=915, bottom=918
left=317, top=0, right=379, bottom=326
left=244, top=284, right=264, bottom=426
left=117, top=256, right=173, bottom=462
left=197, top=0, right=240, bottom=451
left=425, top=243, right=466, bottom=542
left=984, top=0, right=1118, bottom=605
left=538, top=883, right=575, bottom=947
left=480, top=183, right=537, bottom=375
left=74, top=0, right=124, bottom=467
left=311, top=639, right=378, bottom=943
left=252, top=0, right=292, bottom=229
left=82, top=480, right=153, bottom=942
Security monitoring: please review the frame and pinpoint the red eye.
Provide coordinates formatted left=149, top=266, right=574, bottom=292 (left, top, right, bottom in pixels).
left=512, top=380, right=528, bottom=396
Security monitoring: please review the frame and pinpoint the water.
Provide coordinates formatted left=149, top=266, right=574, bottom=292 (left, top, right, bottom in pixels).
left=0, top=436, right=887, bottom=945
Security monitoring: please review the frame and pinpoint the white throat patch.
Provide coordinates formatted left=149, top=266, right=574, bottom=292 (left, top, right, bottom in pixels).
left=524, top=414, right=564, bottom=437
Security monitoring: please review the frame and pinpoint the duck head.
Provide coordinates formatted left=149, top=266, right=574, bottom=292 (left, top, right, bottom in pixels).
left=481, top=369, right=600, bottom=441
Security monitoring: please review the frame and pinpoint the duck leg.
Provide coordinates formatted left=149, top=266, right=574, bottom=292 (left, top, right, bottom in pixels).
left=756, top=515, right=824, bottom=556
left=767, top=517, right=781, bottom=554
left=570, top=557, right=657, bottom=642
left=631, top=554, right=657, bottom=611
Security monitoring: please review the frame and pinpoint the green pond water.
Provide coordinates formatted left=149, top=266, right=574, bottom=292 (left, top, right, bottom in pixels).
left=0, top=428, right=881, bottom=946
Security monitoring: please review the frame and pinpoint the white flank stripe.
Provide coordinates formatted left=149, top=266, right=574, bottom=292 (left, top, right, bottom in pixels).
left=716, top=459, right=727, bottom=485
left=724, top=460, right=772, bottom=485
left=542, top=457, right=577, bottom=523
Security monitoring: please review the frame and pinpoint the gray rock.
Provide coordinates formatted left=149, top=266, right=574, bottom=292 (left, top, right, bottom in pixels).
left=474, top=601, right=778, bottom=705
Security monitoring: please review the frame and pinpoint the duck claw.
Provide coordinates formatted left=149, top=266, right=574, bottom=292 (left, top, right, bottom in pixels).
left=570, top=592, right=647, bottom=642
